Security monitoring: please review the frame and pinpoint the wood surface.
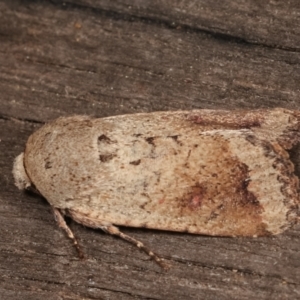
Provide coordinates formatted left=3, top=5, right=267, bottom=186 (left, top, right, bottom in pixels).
left=1, top=1, right=300, bottom=299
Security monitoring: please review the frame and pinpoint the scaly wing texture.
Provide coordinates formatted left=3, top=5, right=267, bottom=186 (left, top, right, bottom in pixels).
left=23, top=109, right=300, bottom=237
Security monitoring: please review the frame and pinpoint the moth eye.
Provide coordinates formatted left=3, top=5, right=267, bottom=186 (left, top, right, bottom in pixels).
left=26, top=183, right=42, bottom=196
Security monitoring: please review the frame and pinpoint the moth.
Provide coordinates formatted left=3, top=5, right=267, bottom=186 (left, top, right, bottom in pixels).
left=13, top=108, right=300, bottom=269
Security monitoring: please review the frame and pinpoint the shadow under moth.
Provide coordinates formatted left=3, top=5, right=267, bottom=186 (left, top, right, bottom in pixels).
left=13, top=108, right=300, bottom=269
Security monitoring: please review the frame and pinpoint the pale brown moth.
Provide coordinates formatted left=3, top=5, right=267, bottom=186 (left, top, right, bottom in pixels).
left=13, top=108, right=300, bottom=269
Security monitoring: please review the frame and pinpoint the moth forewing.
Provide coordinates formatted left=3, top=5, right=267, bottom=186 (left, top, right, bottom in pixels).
left=13, top=108, right=300, bottom=268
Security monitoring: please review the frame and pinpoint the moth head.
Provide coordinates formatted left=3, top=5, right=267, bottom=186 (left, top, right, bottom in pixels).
left=13, top=152, right=32, bottom=190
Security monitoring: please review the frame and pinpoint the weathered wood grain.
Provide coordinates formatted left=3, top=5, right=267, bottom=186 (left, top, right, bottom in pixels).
left=72, top=0, right=300, bottom=49
left=1, top=1, right=300, bottom=299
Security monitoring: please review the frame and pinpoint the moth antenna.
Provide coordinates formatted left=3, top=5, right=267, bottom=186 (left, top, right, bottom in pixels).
left=102, top=225, right=170, bottom=270
left=52, top=207, right=84, bottom=259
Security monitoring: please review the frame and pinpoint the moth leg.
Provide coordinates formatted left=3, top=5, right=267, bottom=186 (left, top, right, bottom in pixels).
left=52, top=207, right=84, bottom=259
left=67, top=209, right=169, bottom=269
left=101, top=224, right=170, bottom=270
